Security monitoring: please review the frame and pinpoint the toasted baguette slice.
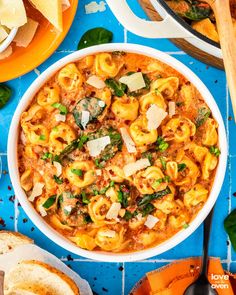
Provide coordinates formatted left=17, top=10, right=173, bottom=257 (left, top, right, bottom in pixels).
left=4, top=282, right=49, bottom=294
left=4, top=260, right=80, bottom=295
left=0, top=231, right=33, bottom=255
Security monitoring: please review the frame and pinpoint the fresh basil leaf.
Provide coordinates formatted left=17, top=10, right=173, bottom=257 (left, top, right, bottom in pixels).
left=42, top=195, right=56, bottom=209
left=0, top=84, right=12, bottom=109
left=224, top=210, right=236, bottom=251
left=78, top=27, right=113, bottom=50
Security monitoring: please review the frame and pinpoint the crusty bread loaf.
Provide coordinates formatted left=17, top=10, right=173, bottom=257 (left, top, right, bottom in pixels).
left=4, top=260, right=80, bottom=295
left=0, top=231, right=33, bottom=255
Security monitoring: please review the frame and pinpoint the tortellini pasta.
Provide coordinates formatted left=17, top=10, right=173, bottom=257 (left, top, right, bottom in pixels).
left=18, top=52, right=220, bottom=253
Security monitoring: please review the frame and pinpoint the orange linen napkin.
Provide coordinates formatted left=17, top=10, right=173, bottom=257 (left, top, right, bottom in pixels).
left=145, top=258, right=234, bottom=295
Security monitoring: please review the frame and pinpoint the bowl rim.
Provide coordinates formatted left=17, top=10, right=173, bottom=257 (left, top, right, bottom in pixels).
left=0, top=27, right=18, bottom=53
left=8, top=43, right=228, bottom=262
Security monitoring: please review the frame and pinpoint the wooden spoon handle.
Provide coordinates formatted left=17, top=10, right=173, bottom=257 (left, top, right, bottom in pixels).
left=211, top=0, right=236, bottom=121
left=0, top=271, right=4, bottom=295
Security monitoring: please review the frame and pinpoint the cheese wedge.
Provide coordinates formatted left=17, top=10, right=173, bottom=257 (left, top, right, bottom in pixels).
left=29, top=0, right=63, bottom=31
left=14, top=18, right=39, bottom=47
left=0, top=0, right=27, bottom=29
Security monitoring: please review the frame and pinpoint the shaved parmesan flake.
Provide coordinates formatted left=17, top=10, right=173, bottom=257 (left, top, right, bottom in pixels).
left=14, top=18, right=38, bottom=47
left=0, top=0, right=27, bottom=29
left=86, top=75, right=106, bottom=89
left=0, top=45, right=12, bottom=60
left=0, top=26, right=8, bottom=43
left=169, top=101, right=176, bottom=117
left=106, top=202, right=121, bottom=220
left=144, top=214, right=159, bottom=229
left=53, top=161, right=62, bottom=176
left=95, top=169, right=102, bottom=176
left=28, top=183, right=44, bottom=202
left=120, top=127, right=136, bottom=153
left=87, top=136, right=110, bottom=157
left=98, top=100, right=105, bottom=107
left=119, top=72, right=145, bottom=92
left=55, top=113, right=66, bottom=122
left=81, top=110, right=90, bottom=129
left=62, top=0, right=71, bottom=11
left=146, top=104, right=167, bottom=131
left=64, top=205, right=72, bottom=213
left=39, top=204, right=47, bottom=217
left=99, top=230, right=116, bottom=238
left=85, top=1, right=106, bottom=14
left=123, top=158, right=150, bottom=177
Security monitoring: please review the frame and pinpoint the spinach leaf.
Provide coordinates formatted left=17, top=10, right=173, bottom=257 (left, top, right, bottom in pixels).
left=80, top=191, right=90, bottom=204
left=42, top=195, right=56, bottom=209
left=78, top=27, right=113, bottom=50
left=123, top=210, right=133, bottom=221
left=105, top=78, right=127, bottom=97
left=138, top=186, right=171, bottom=207
left=54, top=135, right=89, bottom=162
left=209, top=146, right=221, bottom=157
left=73, top=97, right=106, bottom=129
left=141, top=203, right=155, bottom=217
left=83, top=213, right=93, bottom=224
left=0, top=84, right=12, bottom=109
left=184, top=4, right=211, bottom=21
left=178, top=163, right=187, bottom=172
left=160, top=157, right=166, bottom=170
left=118, top=185, right=130, bottom=208
left=41, top=152, right=53, bottom=161
left=141, top=152, right=154, bottom=165
left=71, top=169, right=83, bottom=176
left=53, top=175, right=64, bottom=184
left=195, top=107, right=211, bottom=128
left=224, top=210, right=236, bottom=251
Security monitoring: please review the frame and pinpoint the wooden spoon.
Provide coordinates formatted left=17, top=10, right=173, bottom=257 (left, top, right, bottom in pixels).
left=0, top=271, right=4, bottom=295
left=203, top=0, right=236, bottom=121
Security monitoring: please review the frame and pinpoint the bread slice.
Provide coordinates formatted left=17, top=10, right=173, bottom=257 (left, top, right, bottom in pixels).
left=0, top=231, right=33, bottom=255
left=4, top=260, right=80, bottom=295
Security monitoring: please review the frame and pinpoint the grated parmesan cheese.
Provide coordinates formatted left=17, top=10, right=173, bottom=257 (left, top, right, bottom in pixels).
left=28, top=183, right=45, bottom=202
left=86, top=75, right=106, bottom=89
left=144, top=214, right=159, bottom=229
left=119, top=72, right=145, bottom=92
left=120, top=127, right=136, bottom=153
left=87, top=136, right=110, bottom=157
left=14, top=18, right=38, bottom=48
left=99, top=230, right=116, bottom=238
left=55, top=113, right=66, bottom=122
left=146, top=104, right=167, bottom=131
left=106, top=202, right=121, bottom=220
left=38, top=204, right=47, bottom=217
left=168, top=101, right=176, bottom=117
left=81, top=110, right=90, bottom=129
left=0, top=45, right=12, bottom=60
left=85, top=1, right=106, bottom=14
left=53, top=161, right=62, bottom=176
left=123, top=158, right=150, bottom=177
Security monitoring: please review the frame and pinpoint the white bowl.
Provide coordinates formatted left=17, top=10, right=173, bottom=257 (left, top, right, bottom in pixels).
left=8, top=43, right=227, bottom=262
left=0, top=27, right=18, bottom=53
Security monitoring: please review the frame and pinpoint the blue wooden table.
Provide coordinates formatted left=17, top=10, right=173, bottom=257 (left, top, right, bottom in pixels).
left=0, top=1, right=236, bottom=294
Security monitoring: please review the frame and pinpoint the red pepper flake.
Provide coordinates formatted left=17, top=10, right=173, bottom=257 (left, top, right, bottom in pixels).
left=0, top=217, right=6, bottom=227
left=118, top=266, right=124, bottom=271
left=31, top=227, right=35, bottom=232
left=233, top=192, right=236, bottom=197
left=228, top=116, right=233, bottom=121
left=9, top=195, right=15, bottom=203
left=67, top=254, right=74, bottom=261
left=23, top=218, right=28, bottom=223
left=8, top=186, right=12, bottom=191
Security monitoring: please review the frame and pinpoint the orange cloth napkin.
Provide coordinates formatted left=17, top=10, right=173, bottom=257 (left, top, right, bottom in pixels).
left=131, top=258, right=235, bottom=295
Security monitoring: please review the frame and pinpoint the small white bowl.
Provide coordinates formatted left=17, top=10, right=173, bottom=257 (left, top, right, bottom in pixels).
left=0, top=27, right=18, bottom=53
left=8, top=43, right=227, bottom=262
